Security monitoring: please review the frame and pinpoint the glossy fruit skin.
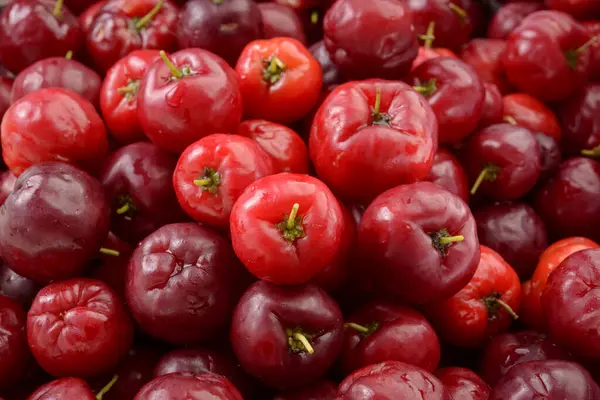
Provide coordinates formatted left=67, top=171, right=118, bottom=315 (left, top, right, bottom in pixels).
left=236, top=38, right=322, bottom=124
left=178, top=0, right=263, bottom=66
left=80, top=1, right=106, bottom=32
left=27, top=378, right=95, bottom=400
left=11, top=57, right=102, bottom=107
left=336, top=361, right=447, bottom=400
left=27, top=278, right=133, bottom=377
left=0, top=295, right=29, bottom=390
left=259, top=3, right=306, bottom=44
left=323, top=0, right=418, bottom=80
left=478, top=83, right=504, bottom=129
left=460, top=39, right=510, bottom=94
left=138, top=48, right=242, bottom=154
left=502, top=93, right=562, bottom=141
left=238, top=120, right=309, bottom=174
left=489, top=360, right=600, bottom=400
left=274, top=380, right=337, bottom=400
left=309, top=40, right=341, bottom=90
left=126, top=223, right=246, bottom=345
left=409, top=57, right=485, bottom=143
left=412, top=47, right=458, bottom=70
left=487, top=2, right=544, bottom=40
left=473, top=202, right=548, bottom=279
left=479, top=330, right=571, bottom=387
left=100, top=50, right=160, bottom=145
left=0, top=162, right=110, bottom=284
left=463, top=123, right=541, bottom=200
left=502, top=11, right=592, bottom=102
left=358, top=182, right=479, bottom=304
left=230, top=173, right=345, bottom=285
left=545, top=0, right=600, bottom=20
left=173, top=134, right=275, bottom=229
left=0, top=77, right=11, bottom=119
left=534, top=158, right=600, bottom=241
left=1, top=88, right=108, bottom=176
left=340, top=301, right=441, bottom=375
left=0, top=170, right=16, bottom=206
left=423, top=246, right=521, bottom=348
left=583, top=22, right=600, bottom=82
left=558, top=83, right=600, bottom=157
left=424, top=148, right=469, bottom=203
left=310, top=80, right=438, bottom=203
left=535, top=133, right=562, bottom=184
left=134, top=373, right=243, bottom=400
left=0, top=262, right=38, bottom=307
left=434, top=368, right=490, bottom=400
left=0, top=0, right=83, bottom=74
left=100, top=142, right=186, bottom=245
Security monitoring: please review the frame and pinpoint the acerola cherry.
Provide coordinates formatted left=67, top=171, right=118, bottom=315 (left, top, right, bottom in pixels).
left=502, top=93, right=561, bottom=141
left=134, top=373, right=243, bottom=400
left=545, top=0, right=600, bottom=20
left=259, top=3, right=307, bottom=44
left=0, top=170, right=16, bottom=206
left=558, top=83, right=600, bottom=158
left=411, top=22, right=459, bottom=70
left=487, top=2, right=544, bottom=40
left=460, top=38, right=510, bottom=94
left=583, top=22, right=600, bottom=82
left=27, top=378, right=96, bottom=400
left=0, top=76, right=11, bottom=119
left=478, top=83, right=504, bottom=129
left=80, top=1, right=106, bottom=32
left=273, top=380, right=337, bottom=400
left=424, top=148, right=469, bottom=203
left=535, top=133, right=562, bottom=184
left=309, top=40, right=341, bottom=89
left=435, top=368, right=490, bottom=400
left=0, top=295, right=29, bottom=391
left=0, top=262, right=38, bottom=307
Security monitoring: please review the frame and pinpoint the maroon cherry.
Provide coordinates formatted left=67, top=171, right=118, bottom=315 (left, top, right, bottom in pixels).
left=0, top=76, right=11, bottom=119
left=89, top=232, right=134, bottom=300
left=0, top=261, right=38, bottom=307
left=559, top=83, right=600, bottom=158
left=309, top=40, right=341, bottom=90
left=425, top=148, right=469, bottom=203
left=460, top=38, right=510, bottom=94
left=478, top=82, right=504, bottom=129
left=0, top=170, right=16, bottom=206
left=259, top=3, right=306, bottom=44
left=134, top=373, right=243, bottom=400
left=273, top=380, right=337, bottom=400
left=535, top=133, right=562, bottom=184
left=487, top=2, right=545, bottom=40
left=0, top=295, right=30, bottom=391
left=435, top=367, right=490, bottom=400
left=27, top=378, right=96, bottom=400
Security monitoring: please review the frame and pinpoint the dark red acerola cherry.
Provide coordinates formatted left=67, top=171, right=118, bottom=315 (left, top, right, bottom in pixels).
left=535, top=133, right=562, bottom=184
left=558, top=83, right=600, bottom=158
left=435, top=367, right=490, bottom=400
left=489, top=360, right=600, bottom=400
left=583, top=22, right=600, bottom=82
left=27, top=378, right=96, bottom=400
left=230, top=281, right=343, bottom=390
left=0, top=170, right=16, bottom=206
left=424, top=148, right=470, bottom=204
left=27, top=278, right=133, bottom=377
left=0, top=261, right=38, bottom=307
left=545, top=0, right=600, bottom=20
left=487, top=2, right=544, bottom=40
left=89, top=232, right=133, bottom=300
left=358, top=181, right=479, bottom=304
left=126, top=223, right=247, bottom=345
left=65, top=0, right=99, bottom=15
left=323, top=0, right=418, bottom=80
left=259, top=3, right=307, bottom=44
left=460, top=38, right=510, bottom=94
left=273, top=380, right=337, bottom=400
left=80, top=1, right=106, bottom=32
left=309, top=40, right=342, bottom=90
left=134, top=373, right=243, bottom=400
left=479, top=330, right=572, bottom=387
left=502, top=93, right=562, bottom=141
left=478, top=83, right=504, bottom=129
left=0, top=77, right=12, bottom=119
left=0, top=295, right=29, bottom=391
left=0, top=162, right=110, bottom=284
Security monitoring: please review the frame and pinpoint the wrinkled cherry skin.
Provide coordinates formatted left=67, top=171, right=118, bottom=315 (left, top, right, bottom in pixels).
left=86, top=0, right=178, bottom=73
left=174, top=134, right=275, bottom=230
left=11, top=57, right=102, bottom=107
left=0, top=262, right=38, bottom=307
left=336, top=361, right=448, bottom=400
left=323, top=0, right=418, bottom=80
left=310, top=80, right=438, bottom=203
left=409, top=57, right=485, bottom=144
left=533, top=158, right=600, bottom=242
left=423, top=246, right=521, bottom=348
left=134, top=373, right=243, bottom=400
left=460, top=39, right=510, bottom=94
left=558, top=83, right=600, bottom=157
left=309, top=41, right=342, bottom=90
left=0, top=77, right=11, bottom=119
left=0, top=170, right=16, bottom=206
left=1, top=88, right=108, bottom=177
left=502, top=93, right=562, bottom=141
left=479, top=330, right=571, bottom=387
left=583, top=22, right=600, bottom=82
left=238, top=120, right=309, bottom=174
left=473, top=202, right=548, bottom=279
left=424, top=148, right=469, bottom=203
left=434, top=368, right=490, bottom=400
left=489, top=360, right=600, bottom=400
left=487, top=2, right=544, bottom=40
left=100, top=142, right=187, bottom=245
left=0, top=0, right=83, bottom=74
left=478, top=83, right=504, bottom=129
left=545, top=0, right=600, bottom=20
left=27, top=278, right=133, bottom=377
left=535, top=133, right=562, bottom=183
left=0, top=295, right=29, bottom=390
left=100, top=50, right=160, bottom=145
left=126, top=223, right=247, bottom=345
left=138, top=48, right=242, bottom=154
left=543, top=249, right=600, bottom=359
left=0, top=162, right=110, bottom=284
left=274, top=380, right=337, bottom=400
left=340, top=301, right=441, bottom=375
left=259, top=3, right=306, bottom=44
left=27, top=378, right=95, bottom=400
left=358, top=182, right=479, bottom=304
left=502, top=11, right=592, bottom=102
left=523, top=237, right=599, bottom=331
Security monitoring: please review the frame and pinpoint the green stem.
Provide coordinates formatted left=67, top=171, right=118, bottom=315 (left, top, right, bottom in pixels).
left=52, top=0, right=64, bottom=18
left=311, top=10, right=319, bottom=24
left=287, top=203, right=300, bottom=230
left=503, top=116, right=517, bottom=125
left=449, top=2, right=467, bottom=20
left=373, top=88, right=382, bottom=116
left=96, top=375, right=118, bottom=400
left=439, top=235, right=464, bottom=245
left=193, top=178, right=212, bottom=186
left=470, top=166, right=496, bottom=195
left=413, top=79, right=437, bottom=98
left=496, top=298, right=519, bottom=320
left=116, top=204, right=130, bottom=215
left=293, top=332, right=314, bottom=354
left=65, top=50, right=73, bottom=60
left=418, top=21, right=436, bottom=49
left=582, top=147, right=600, bottom=157
left=345, top=322, right=370, bottom=334
left=135, top=1, right=164, bottom=30
left=159, top=50, right=182, bottom=79
left=99, top=248, right=120, bottom=257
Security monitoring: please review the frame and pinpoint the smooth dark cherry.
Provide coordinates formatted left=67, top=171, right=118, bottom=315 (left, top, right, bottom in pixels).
left=424, top=148, right=469, bottom=203
left=0, top=0, right=83, bottom=74
left=309, top=80, right=438, bottom=203
left=535, top=133, right=562, bottom=184
left=137, top=48, right=242, bottom=154
left=435, top=367, right=490, bottom=400
left=86, top=0, right=178, bottom=73
left=502, top=93, right=561, bottom=141
left=487, top=2, right=544, bottom=40
left=323, top=0, right=418, bottom=80
left=273, top=380, right=337, bottom=400
left=0, top=162, right=110, bottom=284
left=230, top=281, right=343, bottom=390
left=463, top=123, right=541, bottom=201
left=0, top=170, right=16, bottom=206
left=583, top=22, right=600, bottom=82
left=259, top=3, right=306, bottom=44
left=126, top=223, right=247, bottom=345
left=489, top=360, right=600, bottom=400
left=478, top=83, right=504, bottom=129
left=27, top=278, right=133, bottom=377
left=309, top=41, right=342, bottom=89
left=134, top=373, right=243, bottom=400
left=460, top=38, right=510, bottom=94
left=479, top=330, right=571, bottom=387
left=27, top=378, right=96, bottom=400
left=0, top=76, right=11, bottom=119
left=89, top=232, right=133, bottom=300
left=358, top=181, right=479, bottom=304
left=559, top=83, right=600, bottom=158
left=0, top=295, right=29, bottom=391
left=340, top=301, right=440, bottom=375
left=336, top=361, right=447, bottom=400
left=545, top=0, right=600, bottom=20
left=473, top=202, right=548, bottom=279
left=1, top=88, right=108, bottom=176
left=173, top=134, right=275, bottom=230
left=0, top=261, right=38, bottom=307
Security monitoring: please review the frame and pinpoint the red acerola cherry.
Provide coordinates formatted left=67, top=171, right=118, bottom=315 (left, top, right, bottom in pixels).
left=535, top=133, right=562, bottom=184
left=80, top=1, right=106, bottom=32
left=0, top=262, right=38, bottom=307
left=134, top=373, right=243, bottom=400
left=0, top=170, right=16, bottom=206
left=0, top=295, right=29, bottom=391
left=478, top=83, right=504, bottom=129
left=0, top=76, right=11, bottom=120
left=545, top=0, right=600, bottom=20
left=487, top=2, right=544, bottom=40
left=259, top=3, right=307, bottom=44
left=309, top=40, right=342, bottom=90
left=273, top=380, right=337, bottom=400
left=559, top=83, right=600, bottom=157
left=502, top=93, right=562, bottom=141
left=435, top=367, right=490, bottom=400
left=424, top=148, right=470, bottom=203
left=460, top=38, right=510, bottom=94
left=583, top=22, right=600, bottom=82
left=27, top=378, right=96, bottom=400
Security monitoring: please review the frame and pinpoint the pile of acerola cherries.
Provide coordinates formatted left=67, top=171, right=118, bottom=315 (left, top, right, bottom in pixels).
left=0, top=0, right=600, bottom=398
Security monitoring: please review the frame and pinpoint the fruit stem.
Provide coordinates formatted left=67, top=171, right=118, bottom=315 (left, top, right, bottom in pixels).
left=418, top=21, right=436, bottom=49
left=311, top=10, right=319, bottom=24
left=496, top=298, right=519, bottom=320
left=293, top=332, right=314, bottom=354
left=373, top=88, right=382, bottom=116
left=582, top=147, right=600, bottom=157
left=449, top=2, right=467, bottom=20
left=576, top=35, right=599, bottom=54
left=99, top=248, right=120, bottom=257
left=262, top=56, right=287, bottom=85
left=193, top=167, right=221, bottom=195
left=503, top=116, right=517, bottom=125
left=471, top=165, right=500, bottom=195
left=439, top=235, right=464, bottom=244
left=52, top=0, right=64, bottom=18
left=212, top=0, right=224, bottom=4
left=345, top=322, right=370, bottom=334
left=287, top=203, right=300, bottom=230
left=116, top=204, right=130, bottom=215
left=135, top=1, right=164, bottom=30
left=96, top=375, right=118, bottom=400
left=193, top=178, right=212, bottom=186
left=159, top=50, right=182, bottom=79
left=413, top=79, right=437, bottom=98
left=65, top=51, right=73, bottom=60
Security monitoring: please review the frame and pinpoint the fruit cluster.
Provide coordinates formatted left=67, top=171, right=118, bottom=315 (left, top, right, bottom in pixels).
left=0, top=0, right=599, bottom=398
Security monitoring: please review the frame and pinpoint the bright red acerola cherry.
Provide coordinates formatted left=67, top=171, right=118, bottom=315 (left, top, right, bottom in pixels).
left=310, top=80, right=438, bottom=203
left=0, top=295, right=29, bottom=391
left=423, top=246, right=521, bottom=348
left=134, top=373, right=243, bottom=400
left=1, top=88, right=108, bottom=176
left=435, top=368, right=490, bottom=400
left=559, top=83, right=600, bottom=157
left=460, top=38, right=510, bottom=94
left=137, top=49, right=242, bottom=154
left=27, top=378, right=96, bottom=400
left=173, top=134, right=275, bottom=229
left=424, top=148, right=470, bottom=203
left=502, top=93, right=562, bottom=141
left=27, top=278, right=133, bottom=377
left=358, top=182, right=480, bottom=304
left=487, top=2, right=544, bottom=40
left=235, top=37, right=321, bottom=124
left=230, top=173, right=344, bottom=285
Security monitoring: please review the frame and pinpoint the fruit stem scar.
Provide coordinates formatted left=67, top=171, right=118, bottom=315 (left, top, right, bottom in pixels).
left=52, top=0, right=64, bottom=18
left=418, top=21, right=436, bottom=49
left=65, top=50, right=73, bottom=60
left=413, top=79, right=437, bottom=98
left=135, top=0, right=164, bottom=31
left=311, top=10, right=319, bottom=24
left=470, top=164, right=500, bottom=195
left=503, top=116, right=517, bottom=125
left=116, top=204, right=130, bottom=215
left=160, top=50, right=183, bottom=79
left=439, top=235, right=464, bottom=244
left=277, top=204, right=305, bottom=242
left=96, top=375, right=119, bottom=400
left=294, top=332, right=314, bottom=354
left=99, top=248, right=120, bottom=257
left=262, top=55, right=287, bottom=85
left=194, top=167, right=221, bottom=194
left=345, top=322, right=370, bottom=334
left=287, top=203, right=300, bottom=230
